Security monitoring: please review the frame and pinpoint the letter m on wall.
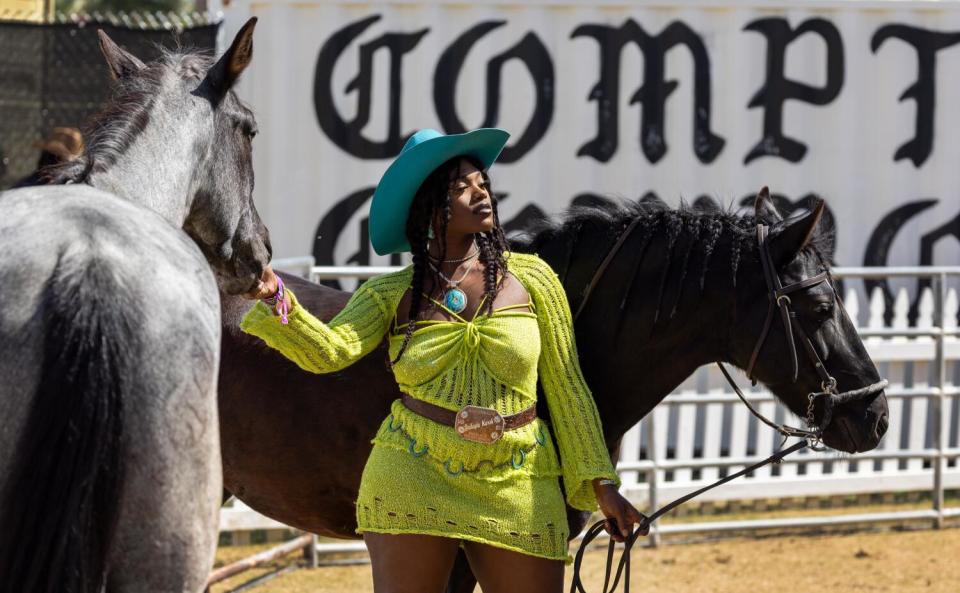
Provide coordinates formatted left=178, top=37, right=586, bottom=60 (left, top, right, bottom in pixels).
left=571, top=19, right=725, bottom=164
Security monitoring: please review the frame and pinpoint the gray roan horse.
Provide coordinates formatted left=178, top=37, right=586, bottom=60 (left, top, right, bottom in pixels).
left=217, top=191, right=889, bottom=592
left=0, top=18, right=269, bottom=593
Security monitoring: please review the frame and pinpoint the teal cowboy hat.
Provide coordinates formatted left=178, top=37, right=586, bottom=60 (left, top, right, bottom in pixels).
left=369, top=128, right=510, bottom=255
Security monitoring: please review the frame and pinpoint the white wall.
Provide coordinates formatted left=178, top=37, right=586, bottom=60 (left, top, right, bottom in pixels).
left=222, top=0, right=960, bottom=288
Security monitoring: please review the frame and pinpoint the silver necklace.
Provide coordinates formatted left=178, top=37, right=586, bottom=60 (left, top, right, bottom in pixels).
left=427, top=244, right=480, bottom=264
left=428, top=255, right=478, bottom=314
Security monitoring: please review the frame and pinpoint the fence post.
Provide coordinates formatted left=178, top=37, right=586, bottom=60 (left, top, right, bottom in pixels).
left=304, top=534, right=318, bottom=568
left=933, top=273, right=946, bottom=529
left=644, top=414, right=661, bottom=548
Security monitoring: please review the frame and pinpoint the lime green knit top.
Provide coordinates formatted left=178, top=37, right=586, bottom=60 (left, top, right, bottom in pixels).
left=240, top=250, right=619, bottom=511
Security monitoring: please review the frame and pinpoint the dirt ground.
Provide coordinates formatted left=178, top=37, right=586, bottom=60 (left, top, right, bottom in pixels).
left=212, top=525, right=960, bottom=593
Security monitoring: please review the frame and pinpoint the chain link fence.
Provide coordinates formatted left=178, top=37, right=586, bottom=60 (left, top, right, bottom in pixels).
left=0, top=11, right=220, bottom=189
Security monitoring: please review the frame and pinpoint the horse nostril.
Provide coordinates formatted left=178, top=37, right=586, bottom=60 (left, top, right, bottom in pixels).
left=875, top=413, right=889, bottom=439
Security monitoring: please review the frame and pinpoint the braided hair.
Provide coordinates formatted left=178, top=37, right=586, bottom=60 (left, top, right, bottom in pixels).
left=390, top=155, right=510, bottom=365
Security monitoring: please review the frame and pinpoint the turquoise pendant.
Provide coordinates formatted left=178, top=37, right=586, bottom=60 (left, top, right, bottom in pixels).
left=444, top=288, right=467, bottom=314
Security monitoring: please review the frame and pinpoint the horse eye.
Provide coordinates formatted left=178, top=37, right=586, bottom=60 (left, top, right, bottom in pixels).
left=813, top=302, right=833, bottom=318
left=236, top=120, right=257, bottom=139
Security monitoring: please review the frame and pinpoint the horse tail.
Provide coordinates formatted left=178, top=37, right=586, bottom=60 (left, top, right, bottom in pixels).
left=0, top=255, right=138, bottom=593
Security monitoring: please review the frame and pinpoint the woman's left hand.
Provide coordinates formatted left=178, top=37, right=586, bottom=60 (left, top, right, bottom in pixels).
left=594, top=481, right=650, bottom=542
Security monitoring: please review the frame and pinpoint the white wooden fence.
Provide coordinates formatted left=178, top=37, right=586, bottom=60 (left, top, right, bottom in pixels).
left=222, top=262, right=959, bottom=546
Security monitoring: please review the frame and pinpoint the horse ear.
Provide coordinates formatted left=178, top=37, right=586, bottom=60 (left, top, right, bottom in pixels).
left=97, top=30, right=145, bottom=80
left=769, top=199, right=827, bottom=268
left=753, top=186, right=783, bottom=223
left=207, top=17, right=257, bottom=98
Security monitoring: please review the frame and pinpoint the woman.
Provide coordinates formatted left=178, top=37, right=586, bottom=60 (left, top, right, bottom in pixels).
left=242, top=128, right=647, bottom=592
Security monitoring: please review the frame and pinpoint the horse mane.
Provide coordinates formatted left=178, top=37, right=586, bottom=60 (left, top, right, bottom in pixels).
left=44, top=48, right=215, bottom=185
left=510, top=193, right=836, bottom=322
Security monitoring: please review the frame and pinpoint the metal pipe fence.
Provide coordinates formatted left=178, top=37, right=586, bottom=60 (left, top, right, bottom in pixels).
left=258, top=260, right=960, bottom=556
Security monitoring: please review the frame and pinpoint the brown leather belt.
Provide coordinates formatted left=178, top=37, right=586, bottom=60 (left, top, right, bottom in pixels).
left=400, top=394, right=537, bottom=444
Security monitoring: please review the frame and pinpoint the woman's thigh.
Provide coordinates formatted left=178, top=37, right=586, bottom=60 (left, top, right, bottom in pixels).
left=363, top=531, right=462, bottom=593
left=461, top=540, right=565, bottom=593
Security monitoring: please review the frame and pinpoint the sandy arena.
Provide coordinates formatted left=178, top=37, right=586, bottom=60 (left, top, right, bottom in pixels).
left=212, top=525, right=960, bottom=593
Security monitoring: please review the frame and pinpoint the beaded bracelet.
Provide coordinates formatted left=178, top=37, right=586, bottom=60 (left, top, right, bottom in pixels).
left=262, top=275, right=289, bottom=325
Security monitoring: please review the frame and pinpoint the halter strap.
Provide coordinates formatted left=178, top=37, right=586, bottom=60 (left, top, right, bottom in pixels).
left=745, top=223, right=831, bottom=384
left=573, top=215, right=644, bottom=321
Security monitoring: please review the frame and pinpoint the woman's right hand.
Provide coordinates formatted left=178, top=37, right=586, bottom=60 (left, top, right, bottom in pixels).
left=244, top=266, right=279, bottom=300
left=245, top=266, right=293, bottom=317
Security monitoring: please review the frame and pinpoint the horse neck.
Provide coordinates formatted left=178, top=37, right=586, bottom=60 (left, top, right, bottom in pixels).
left=221, top=291, right=253, bottom=334
left=86, top=89, right=204, bottom=227
left=557, top=214, right=743, bottom=441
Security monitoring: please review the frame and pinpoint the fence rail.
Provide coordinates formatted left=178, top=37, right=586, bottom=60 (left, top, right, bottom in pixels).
left=225, top=260, right=959, bottom=556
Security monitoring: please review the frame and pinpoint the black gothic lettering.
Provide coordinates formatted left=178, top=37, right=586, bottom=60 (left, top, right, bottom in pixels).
left=871, top=25, right=960, bottom=167
left=434, top=21, right=554, bottom=163
left=313, top=15, right=429, bottom=158
left=743, top=18, right=844, bottom=164
left=571, top=19, right=724, bottom=164
left=862, top=199, right=938, bottom=325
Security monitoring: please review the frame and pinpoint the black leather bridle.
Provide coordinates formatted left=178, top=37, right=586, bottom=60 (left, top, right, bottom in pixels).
left=719, top=222, right=887, bottom=443
left=568, top=215, right=888, bottom=593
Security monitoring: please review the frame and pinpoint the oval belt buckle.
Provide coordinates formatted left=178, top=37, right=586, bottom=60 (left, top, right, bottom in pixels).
left=454, top=405, right=504, bottom=444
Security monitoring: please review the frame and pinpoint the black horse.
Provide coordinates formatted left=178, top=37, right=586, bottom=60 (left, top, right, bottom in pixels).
left=217, top=189, right=888, bottom=592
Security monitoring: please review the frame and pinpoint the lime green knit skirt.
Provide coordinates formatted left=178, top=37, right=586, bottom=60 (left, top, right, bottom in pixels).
left=354, top=440, right=573, bottom=564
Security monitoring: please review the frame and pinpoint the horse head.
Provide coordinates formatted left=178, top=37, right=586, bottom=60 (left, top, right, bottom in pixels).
left=731, top=187, right=889, bottom=453
left=90, top=18, right=270, bottom=295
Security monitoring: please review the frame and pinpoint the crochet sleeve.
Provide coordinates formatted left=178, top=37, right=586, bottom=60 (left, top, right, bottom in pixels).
left=522, top=254, right=620, bottom=511
left=240, top=281, right=391, bottom=374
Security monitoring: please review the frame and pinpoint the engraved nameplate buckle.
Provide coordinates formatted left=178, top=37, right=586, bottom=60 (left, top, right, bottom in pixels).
left=454, top=405, right=504, bottom=444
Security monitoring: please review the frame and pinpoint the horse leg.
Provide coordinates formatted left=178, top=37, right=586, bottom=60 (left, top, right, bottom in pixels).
left=445, top=549, right=478, bottom=593
left=105, top=333, right=222, bottom=593
left=0, top=250, right=154, bottom=593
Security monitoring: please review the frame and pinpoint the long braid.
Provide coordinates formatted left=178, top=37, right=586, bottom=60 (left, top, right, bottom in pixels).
left=669, top=212, right=703, bottom=319
left=488, top=190, right=510, bottom=251
left=476, top=234, right=497, bottom=317
left=392, top=221, right=429, bottom=365
left=652, top=211, right=682, bottom=327
left=476, top=178, right=509, bottom=318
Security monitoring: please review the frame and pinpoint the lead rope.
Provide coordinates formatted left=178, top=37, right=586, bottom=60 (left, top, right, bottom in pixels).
left=568, top=359, right=890, bottom=593
left=569, top=439, right=808, bottom=593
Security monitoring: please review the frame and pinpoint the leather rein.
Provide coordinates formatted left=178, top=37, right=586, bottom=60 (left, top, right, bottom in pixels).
left=568, top=216, right=888, bottom=593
